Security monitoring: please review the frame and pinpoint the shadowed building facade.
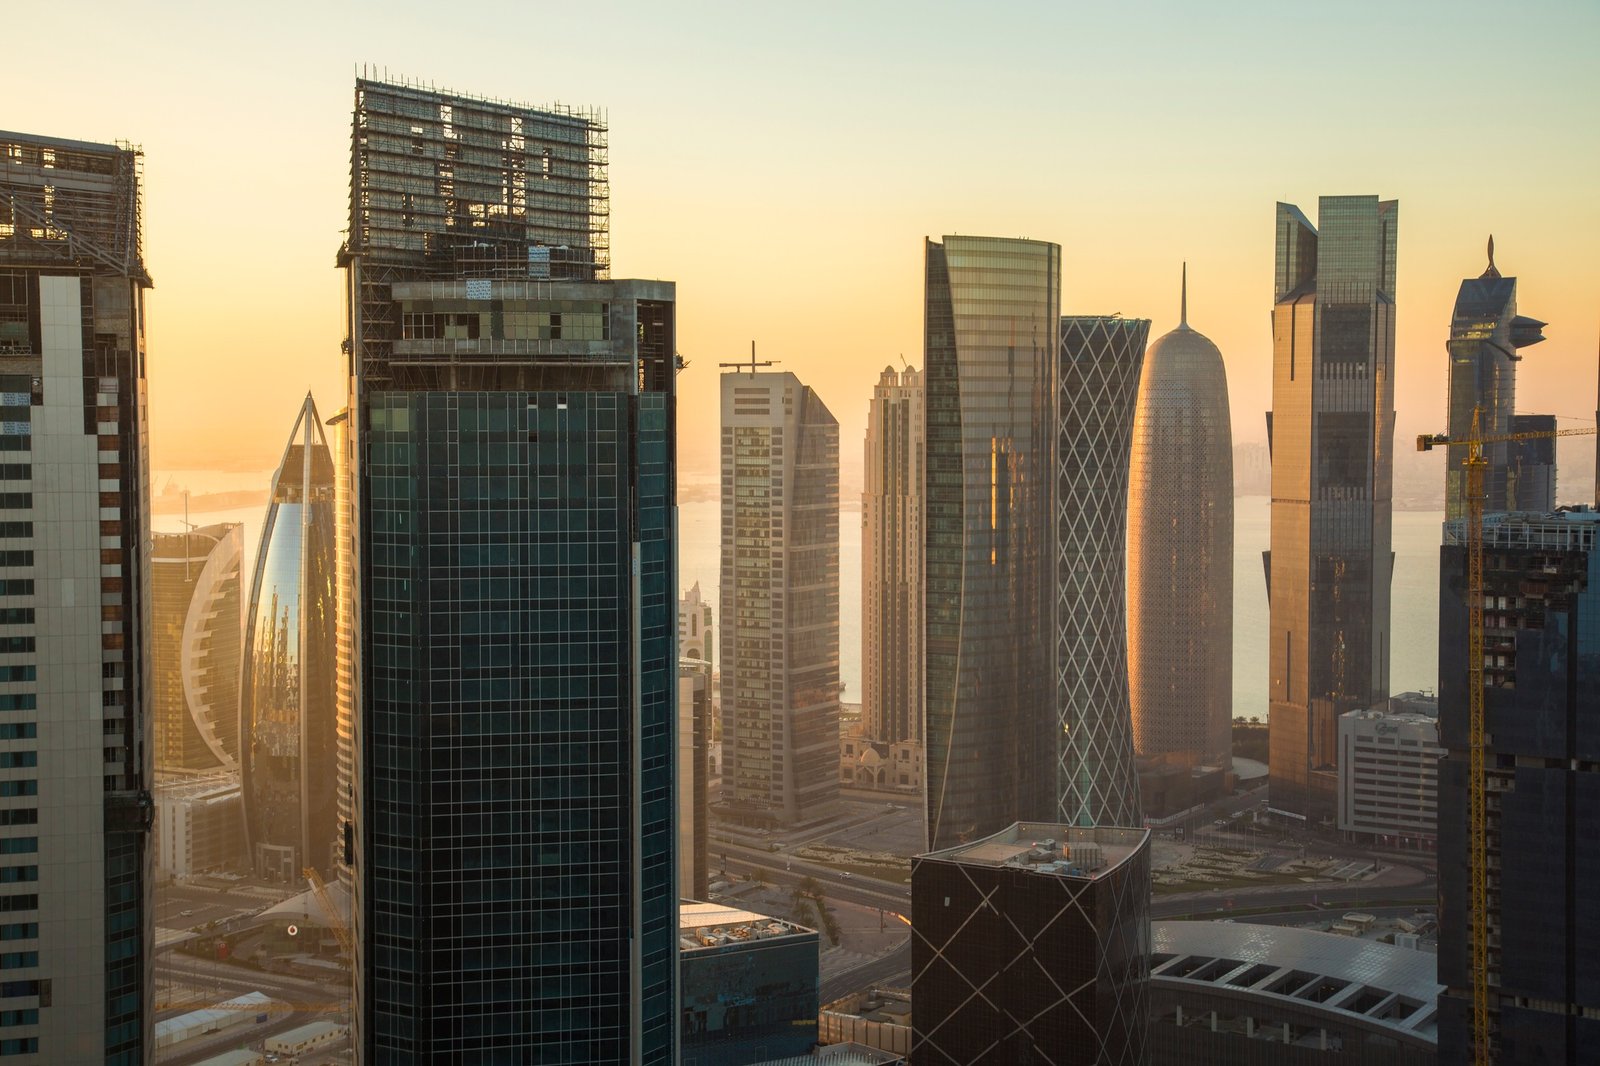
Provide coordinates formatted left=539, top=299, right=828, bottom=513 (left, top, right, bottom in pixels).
left=1056, top=315, right=1148, bottom=828
left=1128, top=272, right=1233, bottom=770
left=0, top=129, right=155, bottom=1064
left=343, top=80, right=678, bottom=1063
left=719, top=369, right=840, bottom=825
left=924, top=236, right=1059, bottom=852
left=1265, top=197, right=1397, bottom=827
left=241, top=396, right=336, bottom=881
left=1444, top=241, right=1548, bottom=520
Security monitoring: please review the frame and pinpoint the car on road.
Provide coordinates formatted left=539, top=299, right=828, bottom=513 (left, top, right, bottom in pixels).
left=179, top=910, right=194, bottom=917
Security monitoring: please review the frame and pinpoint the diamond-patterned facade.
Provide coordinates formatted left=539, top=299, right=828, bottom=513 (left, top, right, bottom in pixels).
left=1056, top=317, right=1148, bottom=828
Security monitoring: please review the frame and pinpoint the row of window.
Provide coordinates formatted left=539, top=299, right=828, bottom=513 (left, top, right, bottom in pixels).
left=0, top=785, right=32, bottom=799
left=0, top=813, right=29, bottom=827
left=0, top=585, right=28, bottom=599
left=0, top=699, right=30, bottom=713
left=0, top=499, right=24, bottom=513
left=0, top=953, right=33, bottom=969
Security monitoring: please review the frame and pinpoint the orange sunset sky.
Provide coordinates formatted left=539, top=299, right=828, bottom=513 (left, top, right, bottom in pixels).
left=8, top=0, right=1598, bottom=493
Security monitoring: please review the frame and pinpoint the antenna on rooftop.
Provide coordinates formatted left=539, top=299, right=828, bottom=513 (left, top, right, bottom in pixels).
left=718, top=340, right=779, bottom=374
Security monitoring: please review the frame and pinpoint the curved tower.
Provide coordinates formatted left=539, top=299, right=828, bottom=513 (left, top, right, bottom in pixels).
left=1056, top=315, right=1149, bottom=828
left=241, top=395, right=336, bottom=880
left=153, top=523, right=244, bottom=772
left=1128, top=268, right=1233, bottom=769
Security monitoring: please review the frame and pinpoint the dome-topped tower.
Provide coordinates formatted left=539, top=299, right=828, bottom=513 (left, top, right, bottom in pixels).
left=1127, top=266, right=1233, bottom=769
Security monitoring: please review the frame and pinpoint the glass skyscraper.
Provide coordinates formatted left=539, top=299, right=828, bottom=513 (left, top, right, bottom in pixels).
left=718, top=369, right=841, bottom=825
left=1056, top=314, right=1148, bottom=829
left=343, top=79, right=677, bottom=1063
left=924, top=236, right=1058, bottom=851
left=0, top=129, right=154, bottom=1064
left=1127, top=272, right=1233, bottom=771
left=240, top=395, right=336, bottom=881
left=1265, top=197, right=1397, bottom=826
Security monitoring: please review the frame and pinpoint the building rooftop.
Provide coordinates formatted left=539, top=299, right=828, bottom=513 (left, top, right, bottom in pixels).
left=154, top=992, right=273, bottom=1043
left=1152, top=920, right=1441, bottom=1042
left=192, top=1050, right=265, bottom=1066
left=679, top=900, right=814, bottom=953
left=153, top=773, right=240, bottom=803
left=920, top=822, right=1148, bottom=880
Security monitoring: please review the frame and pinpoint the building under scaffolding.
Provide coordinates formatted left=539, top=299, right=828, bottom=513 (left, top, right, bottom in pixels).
left=341, top=79, right=679, bottom=1063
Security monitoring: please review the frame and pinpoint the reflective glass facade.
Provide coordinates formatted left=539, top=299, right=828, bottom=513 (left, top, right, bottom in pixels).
left=1266, top=197, right=1396, bottom=826
left=241, top=398, right=336, bottom=881
left=924, top=236, right=1059, bottom=851
left=1128, top=284, right=1233, bottom=770
left=1056, top=316, right=1148, bottom=828
left=1437, top=512, right=1600, bottom=1061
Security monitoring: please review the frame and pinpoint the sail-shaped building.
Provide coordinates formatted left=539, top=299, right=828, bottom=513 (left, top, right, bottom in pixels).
left=241, top=395, right=337, bottom=879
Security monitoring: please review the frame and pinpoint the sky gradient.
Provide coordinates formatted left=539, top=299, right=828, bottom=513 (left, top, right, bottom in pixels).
left=9, top=0, right=1598, bottom=491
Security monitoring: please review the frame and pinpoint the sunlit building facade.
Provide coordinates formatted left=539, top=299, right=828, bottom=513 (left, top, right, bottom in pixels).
left=241, top=395, right=336, bottom=881
left=344, top=79, right=678, bottom=1063
left=1056, top=315, right=1148, bottom=828
left=1444, top=240, right=1547, bottom=520
left=1128, top=273, right=1233, bottom=770
left=152, top=523, right=243, bottom=774
left=924, top=235, right=1059, bottom=851
left=719, top=369, right=840, bottom=825
left=1266, top=197, right=1397, bottom=826
left=0, top=129, right=155, bottom=1064
left=862, top=365, right=923, bottom=749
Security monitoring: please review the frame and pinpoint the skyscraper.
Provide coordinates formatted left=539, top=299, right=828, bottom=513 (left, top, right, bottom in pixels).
left=152, top=523, right=243, bottom=774
left=0, top=129, right=154, bottom=1064
left=240, top=396, right=336, bottom=880
left=1437, top=509, right=1600, bottom=1061
left=1127, top=270, right=1233, bottom=771
left=862, top=365, right=923, bottom=752
left=924, top=235, right=1059, bottom=851
left=1444, top=240, right=1547, bottom=520
left=719, top=368, right=840, bottom=825
left=343, top=79, right=678, bottom=1063
left=329, top=406, right=355, bottom=890
left=1265, top=196, right=1397, bottom=826
left=1056, top=315, right=1148, bottom=829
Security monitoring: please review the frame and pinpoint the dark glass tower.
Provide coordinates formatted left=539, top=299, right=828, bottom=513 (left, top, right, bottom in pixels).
left=1056, top=315, right=1148, bottom=828
left=923, top=235, right=1059, bottom=851
left=1265, top=197, right=1397, bottom=826
left=1437, top=510, right=1600, bottom=1061
left=343, top=80, right=677, bottom=1063
left=241, top=396, right=336, bottom=880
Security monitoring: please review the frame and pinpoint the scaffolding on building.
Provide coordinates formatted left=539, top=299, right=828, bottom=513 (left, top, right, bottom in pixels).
left=0, top=131, right=149, bottom=285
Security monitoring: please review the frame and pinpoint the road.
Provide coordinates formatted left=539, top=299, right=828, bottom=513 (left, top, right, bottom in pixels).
left=821, top=940, right=910, bottom=1004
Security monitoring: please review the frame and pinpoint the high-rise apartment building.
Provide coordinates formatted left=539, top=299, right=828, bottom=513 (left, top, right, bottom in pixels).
left=1336, top=694, right=1440, bottom=848
left=1128, top=274, right=1233, bottom=773
left=152, top=523, right=243, bottom=774
left=343, top=79, right=678, bottom=1062
left=1438, top=509, right=1600, bottom=1061
left=241, top=396, right=336, bottom=881
left=1444, top=241, right=1547, bottom=520
left=912, top=822, right=1151, bottom=1064
left=0, top=129, right=154, bottom=1064
left=1265, top=196, right=1397, bottom=826
left=1056, top=315, right=1148, bottom=829
left=719, top=369, right=840, bottom=825
left=924, top=236, right=1059, bottom=851
left=862, top=365, right=923, bottom=750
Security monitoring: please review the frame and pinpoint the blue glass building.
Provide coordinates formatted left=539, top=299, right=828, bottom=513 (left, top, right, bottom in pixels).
left=342, top=80, right=677, bottom=1063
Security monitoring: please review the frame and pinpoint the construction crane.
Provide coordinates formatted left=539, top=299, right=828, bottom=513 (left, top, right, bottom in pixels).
left=1416, top=409, right=1596, bottom=1064
left=304, top=866, right=355, bottom=961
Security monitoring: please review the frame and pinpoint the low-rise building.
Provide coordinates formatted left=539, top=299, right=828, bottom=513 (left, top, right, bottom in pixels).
left=819, top=987, right=911, bottom=1058
left=680, top=901, right=820, bottom=1065
left=266, top=1020, right=349, bottom=1056
left=1336, top=694, right=1441, bottom=848
left=154, top=772, right=244, bottom=879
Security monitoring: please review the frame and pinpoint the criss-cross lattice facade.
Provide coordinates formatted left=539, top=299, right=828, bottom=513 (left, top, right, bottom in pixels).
left=1056, top=317, right=1148, bottom=828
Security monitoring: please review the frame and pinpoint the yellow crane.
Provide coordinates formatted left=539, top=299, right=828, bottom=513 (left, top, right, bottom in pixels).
left=304, top=866, right=355, bottom=961
left=1417, top=409, right=1596, bottom=1064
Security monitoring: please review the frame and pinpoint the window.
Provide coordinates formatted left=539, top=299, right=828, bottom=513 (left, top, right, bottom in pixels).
left=0, top=898, right=36, bottom=915
left=0, top=785, right=33, bottom=799
left=0, top=928, right=34, bottom=944
left=0, top=813, right=32, bottom=828
left=0, top=756, right=32, bottom=771
left=0, top=952, right=35, bottom=968
left=0, top=698, right=32, bottom=713
left=0, top=843, right=32, bottom=857
left=0, top=871, right=34, bottom=886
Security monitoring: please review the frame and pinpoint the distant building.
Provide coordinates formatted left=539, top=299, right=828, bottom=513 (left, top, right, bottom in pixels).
left=1437, top=508, right=1600, bottom=1061
left=1266, top=196, right=1398, bottom=827
left=923, top=236, right=1060, bottom=851
left=154, top=772, right=243, bottom=880
left=679, top=901, right=819, bottom=1064
left=1056, top=316, right=1148, bottom=828
left=241, top=395, right=336, bottom=881
left=1150, top=920, right=1441, bottom=1065
left=679, top=581, right=714, bottom=664
left=0, top=128, right=156, bottom=1064
left=1129, top=270, right=1233, bottom=772
left=1507, top=413, right=1556, bottom=512
left=152, top=523, right=244, bottom=774
left=679, top=657, right=711, bottom=900
left=1443, top=240, right=1547, bottom=520
left=720, top=369, right=840, bottom=825
left=861, top=365, right=923, bottom=753
left=1336, top=694, right=1441, bottom=848
left=912, top=822, right=1150, bottom=1064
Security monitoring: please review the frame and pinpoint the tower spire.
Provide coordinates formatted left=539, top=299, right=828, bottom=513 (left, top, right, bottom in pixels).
left=1180, top=261, right=1188, bottom=329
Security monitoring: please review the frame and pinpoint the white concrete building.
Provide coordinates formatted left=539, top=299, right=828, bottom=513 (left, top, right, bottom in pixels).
left=1337, top=693, right=1441, bottom=847
left=154, top=772, right=242, bottom=879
